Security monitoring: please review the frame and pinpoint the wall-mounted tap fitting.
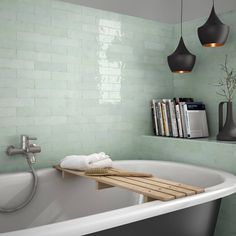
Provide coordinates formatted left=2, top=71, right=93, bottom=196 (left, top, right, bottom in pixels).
left=6, top=135, right=41, bottom=164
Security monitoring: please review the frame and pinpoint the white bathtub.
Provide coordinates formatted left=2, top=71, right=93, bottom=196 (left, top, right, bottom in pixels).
left=1, top=160, right=236, bottom=236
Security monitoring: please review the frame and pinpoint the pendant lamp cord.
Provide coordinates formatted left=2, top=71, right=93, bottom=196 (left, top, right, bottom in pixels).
left=181, top=0, right=183, bottom=37
left=213, top=0, right=214, bottom=7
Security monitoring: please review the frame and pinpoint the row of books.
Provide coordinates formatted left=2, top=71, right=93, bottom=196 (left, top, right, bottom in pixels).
left=151, top=98, right=209, bottom=139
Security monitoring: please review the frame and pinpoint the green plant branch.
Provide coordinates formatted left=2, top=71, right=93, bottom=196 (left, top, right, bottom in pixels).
left=216, top=55, right=236, bottom=102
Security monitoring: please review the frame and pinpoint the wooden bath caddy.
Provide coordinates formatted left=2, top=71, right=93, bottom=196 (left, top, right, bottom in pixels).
left=54, top=165, right=204, bottom=202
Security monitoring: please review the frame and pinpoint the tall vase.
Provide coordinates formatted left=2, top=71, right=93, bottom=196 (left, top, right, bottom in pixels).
left=217, top=101, right=236, bottom=141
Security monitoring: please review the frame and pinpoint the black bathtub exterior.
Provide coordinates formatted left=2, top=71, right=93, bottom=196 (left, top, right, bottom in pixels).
left=87, top=199, right=221, bottom=236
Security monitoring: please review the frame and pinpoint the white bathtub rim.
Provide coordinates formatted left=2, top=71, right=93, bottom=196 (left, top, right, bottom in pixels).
left=2, top=160, right=236, bottom=236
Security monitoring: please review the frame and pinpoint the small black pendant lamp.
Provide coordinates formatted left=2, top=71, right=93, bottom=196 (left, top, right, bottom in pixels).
left=198, top=0, right=229, bottom=47
left=167, top=0, right=196, bottom=73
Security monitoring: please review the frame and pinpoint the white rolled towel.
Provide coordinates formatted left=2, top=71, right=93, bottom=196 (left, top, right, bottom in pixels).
left=60, top=152, right=112, bottom=170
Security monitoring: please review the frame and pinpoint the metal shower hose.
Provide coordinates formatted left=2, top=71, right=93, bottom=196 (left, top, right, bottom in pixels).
left=0, top=157, right=38, bottom=213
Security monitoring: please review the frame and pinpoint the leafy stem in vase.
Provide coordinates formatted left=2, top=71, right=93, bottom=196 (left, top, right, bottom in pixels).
left=215, top=55, right=236, bottom=102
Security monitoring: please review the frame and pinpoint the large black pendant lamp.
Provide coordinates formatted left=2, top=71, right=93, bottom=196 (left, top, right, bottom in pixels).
left=167, top=0, right=196, bottom=73
left=198, top=0, right=229, bottom=47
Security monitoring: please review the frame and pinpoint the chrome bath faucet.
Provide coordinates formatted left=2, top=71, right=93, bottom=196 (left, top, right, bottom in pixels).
left=6, top=135, right=41, bottom=164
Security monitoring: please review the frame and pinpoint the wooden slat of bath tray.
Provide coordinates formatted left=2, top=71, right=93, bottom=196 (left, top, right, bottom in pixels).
left=54, top=166, right=204, bottom=201
left=147, top=177, right=204, bottom=194
left=127, top=177, right=195, bottom=196
left=106, top=176, right=186, bottom=198
left=106, top=169, right=188, bottom=197
left=110, top=169, right=196, bottom=196
left=109, top=169, right=195, bottom=196
left=110, top=169, right=202, bottom=194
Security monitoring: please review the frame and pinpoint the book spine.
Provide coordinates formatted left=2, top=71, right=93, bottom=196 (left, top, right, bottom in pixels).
left=157, top=102, right=164, bottom=135
left=161, top=102, right=170, bottom=136
left=155, top=102, right=161, bottom=136
left=183, top=104, right=191, bottom=138
left=202, top=110, right=209, bottom=137
left=179, top=102, right=188, bottom=138
left=170, top=101, right=178, bottom=137
left=151, top=100, right=159, bottom=135
left=175, top=104, right=183, bottom=137
left=165, top=101, right=173, bottom=137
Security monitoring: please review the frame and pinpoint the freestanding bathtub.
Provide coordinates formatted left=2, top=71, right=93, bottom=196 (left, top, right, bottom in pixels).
left=1, top=160, right=236, bottom=236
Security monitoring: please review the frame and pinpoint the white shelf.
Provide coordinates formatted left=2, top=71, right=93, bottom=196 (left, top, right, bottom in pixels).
left=142, top=135, right=236, bottom=145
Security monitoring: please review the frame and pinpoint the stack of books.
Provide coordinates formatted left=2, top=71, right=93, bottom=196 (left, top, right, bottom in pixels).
left=151, top=98, right=209, bottom=139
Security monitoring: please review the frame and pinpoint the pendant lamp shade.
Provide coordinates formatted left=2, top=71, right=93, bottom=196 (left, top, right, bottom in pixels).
left=167, top=0, right=196, bottom=73
left=167, top=37, right=196, bottom=73
left=198, top=4, right=229, bottom=47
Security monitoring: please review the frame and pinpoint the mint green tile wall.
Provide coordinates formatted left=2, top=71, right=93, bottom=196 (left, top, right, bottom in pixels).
left=0, top=0, right=173, bottom=173
left=173, top=10, right=236, bottom=137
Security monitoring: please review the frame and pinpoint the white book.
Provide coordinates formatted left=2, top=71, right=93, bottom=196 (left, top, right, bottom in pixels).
left=179, top=102, right=188, bottom=138
left=169, top=101, right=178, bottom=137
left=175, top=104, right=183, bottom=137
left=183, top=104, right=190, bottom=136
left=184, top=104, right=209, bottom=138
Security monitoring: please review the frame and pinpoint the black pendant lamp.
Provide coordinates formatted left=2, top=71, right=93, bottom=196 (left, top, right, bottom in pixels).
left=167, top=0, right=196, bottom=73
left=198, top=0, right=229, bottom=47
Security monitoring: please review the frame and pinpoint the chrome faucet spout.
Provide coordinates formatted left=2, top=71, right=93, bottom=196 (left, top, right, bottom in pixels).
left=26, top=152, right=36, bottom=164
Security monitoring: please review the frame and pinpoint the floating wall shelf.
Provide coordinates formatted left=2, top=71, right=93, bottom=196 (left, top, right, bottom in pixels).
left=144, top=135, right=236, bottom=145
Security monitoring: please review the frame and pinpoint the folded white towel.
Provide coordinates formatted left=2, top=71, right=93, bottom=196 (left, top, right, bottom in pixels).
left=60, top=152, right=112, bottom=170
